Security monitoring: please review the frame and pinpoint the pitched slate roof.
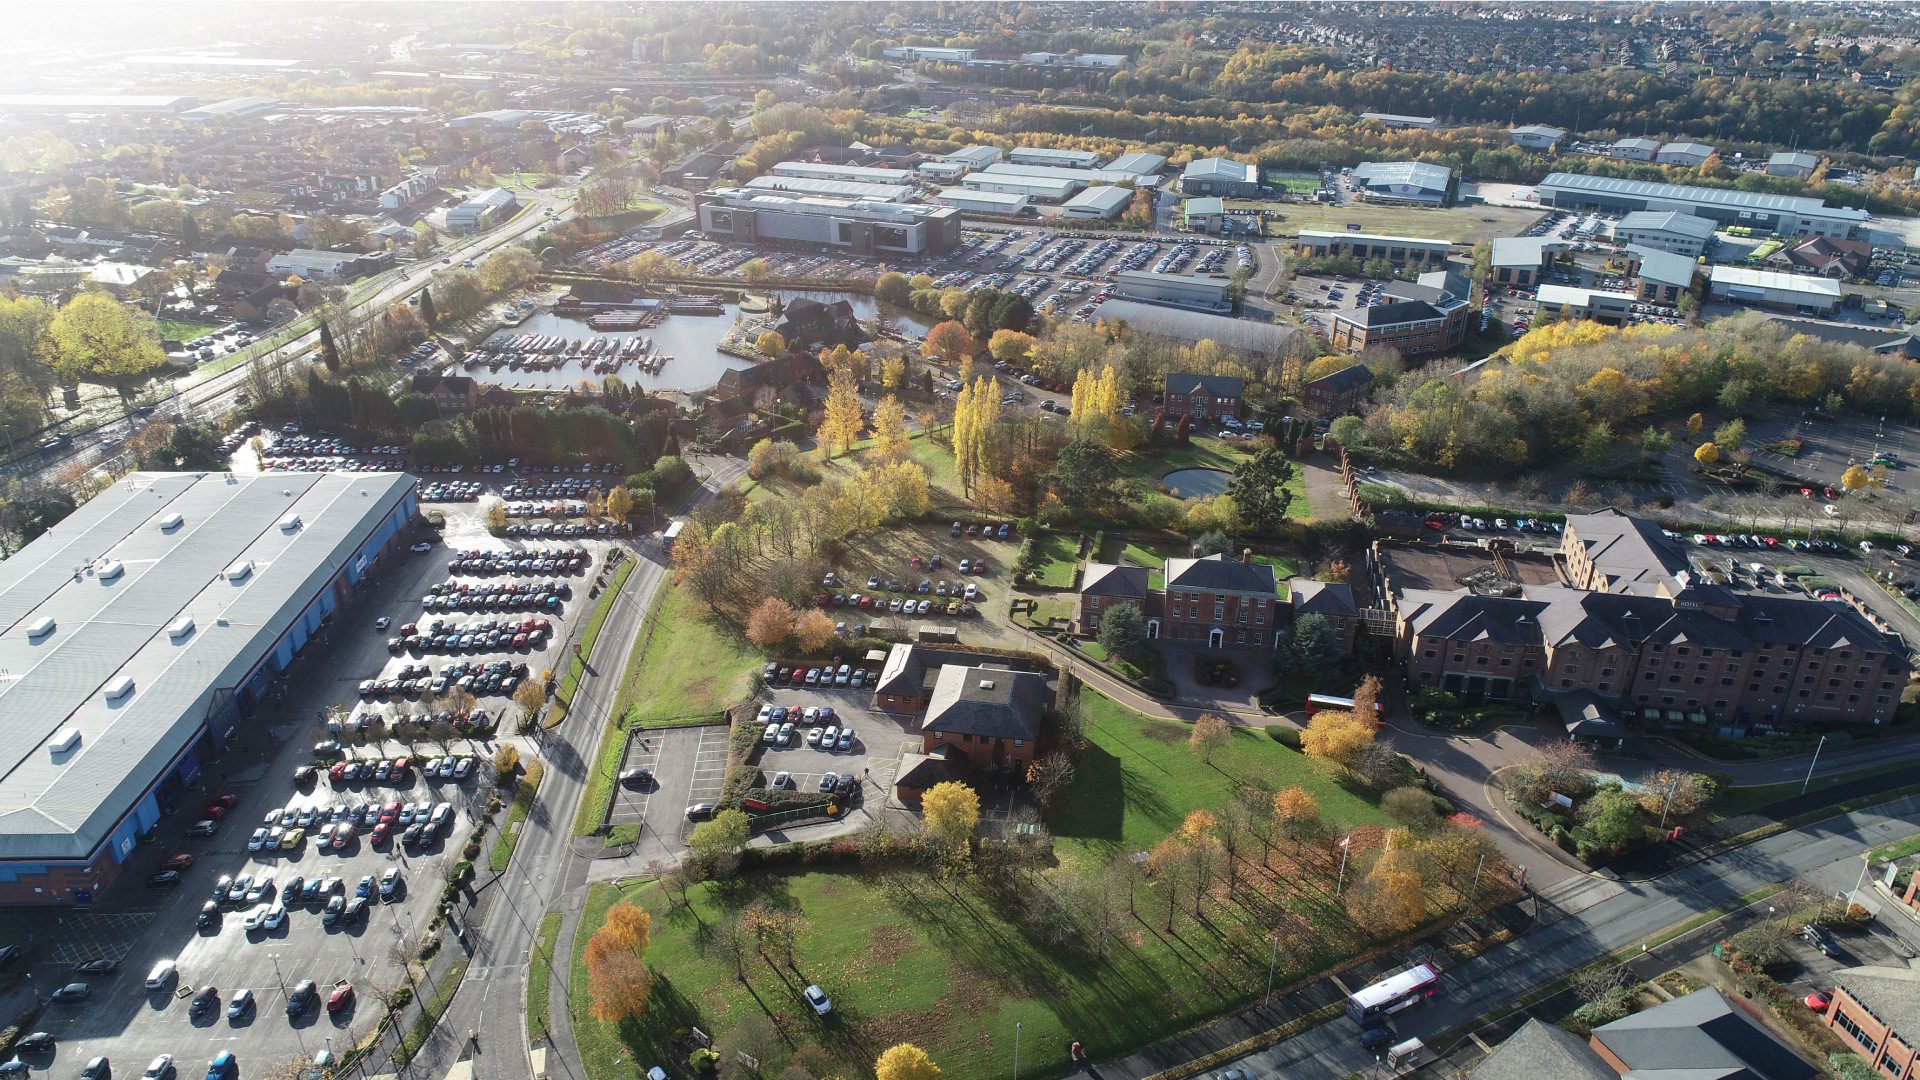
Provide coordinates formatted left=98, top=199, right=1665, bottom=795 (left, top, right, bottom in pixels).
left=873, top=643, right=931, bottom=699
left=1163, top=372, right=1244, bottom=399
left=1833, top=966, right=1920, bottom=1044
left=1566, top=509, right=1691, bottom=592
left=1304, top=364, right=1374, bottom=394
left=1289, top=579, right=1357, bottom=618
left=1165, top=553, right=1277, bottom=596
left=921, top=665, right=1047, bottom=741
left=1081, top=563, right=1150, bottom=599
left=1470, top=1019, right=1615, bottom=1080
left=1591, top=987, right=1816, bottom=1080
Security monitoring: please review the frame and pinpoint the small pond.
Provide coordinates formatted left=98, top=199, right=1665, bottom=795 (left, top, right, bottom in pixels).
left=1161, top=467, right=1232, bottom=498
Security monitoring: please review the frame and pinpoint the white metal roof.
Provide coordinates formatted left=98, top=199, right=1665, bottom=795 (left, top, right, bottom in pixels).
left=1183, top=158, right=1257, bottom=183
left=1708, top=265, right=1843, bottom=297
left=1540, top=173, right=1868, bottom=223
left=0, top=471, right=414, bottom=862
left=1617, top=211, right=1719, bottom=239
left=1064, top=186, right=1132, bottom=214
left=1352, top=160, right=1452, bottom=193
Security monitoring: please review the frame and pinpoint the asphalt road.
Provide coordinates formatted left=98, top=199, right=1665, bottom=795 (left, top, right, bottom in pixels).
left=1157, top=793, right=1920, bottom=1080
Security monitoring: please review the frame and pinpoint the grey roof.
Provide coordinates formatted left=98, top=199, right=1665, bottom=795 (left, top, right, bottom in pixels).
left=1471, top=1018, right=1614, bottom=1080
left=1593, top=987, right=1816, bottom=1080
left=1164, top=372, right=1245, bottom=399
left=1165, top=553, right=1277, bottom=596
left=1304, top=364, right=1374, bottom=394
left=1660, top=141, right=1717, bottom=158
left=1768, top=152, right=1820, bottom=170
left=1091, top=300, right=1298, bottom=355
left=921, top=665, right=1047, bottom=741
left=1567, top=509, right=1691, bottom=591
left=1833, top=965, right=1920, bottom=1041
left=1352, top=160, right=1452, bottom=193
left=1553, top=692, right=1629, bottom=741
left=1612, top=137, right=1663, bottom=153
left=0, top=471, right=414, bottom=861
left=1509, top=124, right=1568, bottom=139
left=1289, top=579, right=1357, bottom=618
left=1627, top=245, right=1701, bottom=288
left=1763, top=316, right=1920, bottom=360
left=1064, top=186, right=1133, bottom=213
left=873, top=643, right=930, bottom=699
left=1183, top=157, right=1257, bottom=183
left=1491, top=236, right=1554, bottom=267
left=1081, top=563, right=1150, bottom=599
left=1105, top=152, right=1167, bottom=175
left=1618, top=211, right=1720, bottom=240
left=1340, top=300, right=1448, bottom=328
left=1541, top=172, right=1867, bottom=224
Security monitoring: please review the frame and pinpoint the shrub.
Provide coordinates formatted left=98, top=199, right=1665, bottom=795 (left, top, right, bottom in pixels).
left=1265, top=725, right=1303, bottom=751
left=717, top=764, right=761, bottom=807
left=390, top=986, right=414, bottom=1011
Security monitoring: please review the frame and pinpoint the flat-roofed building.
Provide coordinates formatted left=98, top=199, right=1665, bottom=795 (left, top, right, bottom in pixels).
left=1297, top=230, right=1451, bottom=267
left=1536, top=283, right=1637, bottom=324
left=1352, top=161, right=1452, bottom=206
left=446, top=187, right=517, bottom=232
left=1182, top=158, right=1260, bottom=198
left=1105, top=152, right=1167, bottom=176
left=1009, top=146, right=1102, bottom=169
left=1823, top=965, right=1920, bottom=1080
left=1614, top=210, right=1719, bottom=257
left=1538, top=172, right=1867, bottom=239
left=1508, top=124, right=1568, bottom=149
left=0, top=93, right=196, bottom=114
left=960, top=171, right=1081, bottom=203
left=1623, top=245, right=1699, bottom=304
left=265, top=249, right=364, bottom=283
left=882, top=46, right=977, bottom=62
left=769, top=161, right=914, bottom=186
left=179, top=97, right=280, bottom=123
left=933, top=189, right=1029, bottom=216
left=1489, top=236, right=1559, bottom=286
left=916, top=160, right=968, bottom=184
left=1113, top=270, right=1231, bottom=312
left=695, top=187, right=962, bottom=256
left=1090, top=299, right=1297, bottom=357
left=744, top=175, right=918, bottom=203
left=1362, top=112, right=1439, bottom=130
left=0, top=471, right=418, bottom=905
left=941, top=146, right=1003, bottom=170
left=1708, top=265, right=1843, bottom=314
left=1061, top=186, right=1132, bottom=220
left=1183, top=197, right=1226, bottom=232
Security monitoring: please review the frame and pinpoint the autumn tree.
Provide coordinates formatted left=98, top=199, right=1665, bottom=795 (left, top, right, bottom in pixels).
left=512, top=678, right=546, bottom=733
left=1179, top=809, right=1221, bottom=916
left=817, top=363, right=865, bottom=458
left=871, top=394, right=910, bottom=460
left=585, top=901, right=654, bottom=1022
left=875, top=1044, right=941, bottom=1080
left=1350, top=675, right=1382, bottom=721
left=1507, top=740, right=1597, bottom=806
left=1146, top=833, right=1194, bottom=930
left=687, top=808, right=751, bottom=879
left=881, top=353, right=906, bottom=390
left=1694, top=441, right=1721, bottom=466
left=1841, top=463, right=1869, bottom=491
left=988, top=328, right=1036, bottom=364
left=1301, top=710, right=1375, bottom=767
left=923, top=320, right=974, bottom=365
left=1188, top=713, right=1231, bottom=765
left=1273, top=786, right=1323, bottom=845
left=493, top=743, right=520, bottom=781
left=792, top=609, right=837, bottom=652
left=44, top=292, right=167, bottom=408
left=920, top=781, right=979, bottom=869
left=754, top=330, right=786, bottom=358
left=606, top=485, right=635, bottom=522
left=1025, top=752, right=1075, bottom=810
left=1636, top=769, right=1715, bottom=820
left=744, top=596, right=797, bottom=648
left=1346, top=839, right=1427, bottom=935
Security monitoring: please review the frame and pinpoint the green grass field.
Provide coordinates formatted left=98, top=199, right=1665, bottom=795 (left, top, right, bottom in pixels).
left=156, top=318, right=220, bottom=343
left=1263, top=173, right=1322, bottom=194
left=1233, top=201, right=1543, bottom=244
left=528, top=911, right=563, bottom=1041
left=1027, top=531, right=1081, bottom=588
left=1052, top=691, right=1387, bottom=867
left=570, top=693, right=1399, bottom=1080
left=616, top=584, right=761, bottom=727
left=555, top=559, right=636, bottom=722
left=489, top=761, right=545, bottom=871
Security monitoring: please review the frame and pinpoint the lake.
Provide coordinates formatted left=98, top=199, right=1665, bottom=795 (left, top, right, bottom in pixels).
left=472, top=292, right=934, bottom=394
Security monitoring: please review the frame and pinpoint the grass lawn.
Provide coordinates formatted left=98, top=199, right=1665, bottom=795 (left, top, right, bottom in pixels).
left=1052, top=690, right=1389, bottom=868
left=489, top=761, right=545, bottom=871
left=1262, top=174, right=1322, bottom=195
left=1014, top=591, right=1076, bottom=629
left=617, top=583, right=761, bottom=727
left=1230, top=201, right=1544, bottom=244
left=1872, top=831, right=1920, bottom=864
left=398, top=958, right=470, bottom=1064
left=528, top=911, right=563, bottom=1042
left=156, top=318, right=219, bottom=343
left=1028, top=531, right=1081, bottom=588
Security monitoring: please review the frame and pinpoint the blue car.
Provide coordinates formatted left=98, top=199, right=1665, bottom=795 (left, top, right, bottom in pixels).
left=205, top=1052, right=236, bottom=1080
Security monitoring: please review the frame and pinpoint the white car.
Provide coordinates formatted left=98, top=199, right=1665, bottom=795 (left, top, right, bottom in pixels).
left=803, top=984, right=832, bottom=1015
left=263, top=903, right=288, bottom=930
left=143, top=1056, right=174, bottom=1080
left=243, top=905, right=273, bottom=932
left=247, top=828, right=270, bottom=851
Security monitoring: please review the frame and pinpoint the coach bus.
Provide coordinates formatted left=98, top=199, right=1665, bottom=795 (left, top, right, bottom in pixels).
left=1346, top=962, right=1441, bottom=1026
left=1306, top=693, right=1383, bottom=718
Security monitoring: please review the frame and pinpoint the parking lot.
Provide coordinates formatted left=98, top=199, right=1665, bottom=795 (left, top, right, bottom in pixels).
left=751, top=683, right=907, bottom=811
left=607, top=725, right=732, bottom=844
left=2, top=489, right=608, bottom=1080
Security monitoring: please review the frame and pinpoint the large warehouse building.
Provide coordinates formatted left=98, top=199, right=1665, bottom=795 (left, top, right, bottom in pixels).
left=1707, top=265, right=1843, bottom=314
left=695, top=188, right=962, bottom=256
left=743, top=174, right=918, bottom=203
left=1351, top=161, right=1452, bottom=206
left=0, top=471, right=418, bottom=905
left=1536, top=173, right=1868, bottom=239
left=1113, top=270, right=1231, bottom=312
left=768, top=161, right=914, bottom=186
left=1181, top=158, right=1261, bottom=198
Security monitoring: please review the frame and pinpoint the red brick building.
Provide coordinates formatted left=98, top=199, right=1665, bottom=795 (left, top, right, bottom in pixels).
left=1329, top=270, right=1472, bottom=356
left=1823, top=967, right=1920, bottom=1079
left=1162, top=373, right=1245, bottom=421
left=917, top=664, right=1048, bottom=773
left=1301, top=364, right=1375, bottom=418
left=1161, top=553, right=1283, bottom=649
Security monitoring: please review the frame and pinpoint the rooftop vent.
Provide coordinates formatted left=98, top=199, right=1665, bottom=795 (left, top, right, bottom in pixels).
left=223, top=561, right=253, bottom=582
left=168, top=617, right=195, bottom=640
left=104, top=675, right=134, bottom=700
left=158, top=512, right=183, bottom=531
left=97, top=560, right=124, bottom=582
left=977, top=679, right=996, bottom=690
left=26, top=616, right=55, bottom=639
left=278, top=513, right=301, bottom=532
left=49, top=728, right=80, bottom=757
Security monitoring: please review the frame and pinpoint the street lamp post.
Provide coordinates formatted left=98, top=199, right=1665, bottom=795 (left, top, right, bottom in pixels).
left=1263, top=933, right=1280, bottom=1006
left=1012, top=1022, right=1022, bottom=1080
left=1335, top=835, right=1353, bottom=894
left=1801, top=734, right=1827, bottom=794
left=1658, top=773, right=1683, bottom=832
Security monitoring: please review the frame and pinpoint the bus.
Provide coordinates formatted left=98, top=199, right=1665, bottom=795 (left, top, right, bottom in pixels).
left=1306, top=693, right=1383, bottom=719
left=660, top=519, right=685, bottom=552
left=1346, top=962, right=1441, bottom=1026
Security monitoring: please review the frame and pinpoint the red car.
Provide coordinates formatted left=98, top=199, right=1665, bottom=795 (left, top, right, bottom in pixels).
left=329, top=762, right=349, bottom=782
left=213, top=793, right=239, bottom=809
left=326, top=982, right=354, bottom=1013
left=370, top=823, right=391, bottom=846
left=201, top=804, right=229, bottom=821
left=1805, top=990, right=1832, bottom=1012
left=159, top=853, right=195, bottom=871
left=1424, top=519, right=1446, bottom=531
left=379, top=801, right=402, bottom=824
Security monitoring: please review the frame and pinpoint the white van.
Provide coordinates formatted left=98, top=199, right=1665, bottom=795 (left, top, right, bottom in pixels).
left=145, top=959, right=177, bottom=990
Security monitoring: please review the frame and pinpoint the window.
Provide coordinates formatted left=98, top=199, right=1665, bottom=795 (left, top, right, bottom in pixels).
left=1214, top=603, right=1226, bottom=621
left=1013, top=739, right=1023, bottom=748
left=1834, top=1010, right=1879, bottom=1054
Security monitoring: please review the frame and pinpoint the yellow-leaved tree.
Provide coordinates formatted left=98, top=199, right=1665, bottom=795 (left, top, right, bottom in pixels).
left=585, top=901, right=653, bottom=1022
left=818, top=363, right=865, bottom=459
left=875, top=1044, right=941, bottom=1080
left=872, top=395, right=910, bottom=461
left=920, top=781, right=979, bottom=869
left=1300, top=710, right=1375, bottom=768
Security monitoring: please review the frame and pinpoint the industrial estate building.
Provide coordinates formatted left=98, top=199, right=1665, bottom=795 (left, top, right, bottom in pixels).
left=1008, top=146, right=1101, bottom=169
left=1181, top=158, right=1261, bottom=197
left=1489, top=236, right=1559, bottom=286
left=1766, top=152, right=1822, bottom=180
left=1707, top=265, right=1844, bottom=314
left=1536, top=283, right=1636, bottom=324
left=694, top=188, right=962, bottom=256
left=0, top=472, right=419, bottom=905
left=1537, top=173, right=1868, bottom=238
left=1623, top=246, right=1700, bottom=304
left=446, top=187, right=517, bottom=232
left=1362, top=112, right=1439, bottom=130
left=1061, top=185, right=1133, bottom=219
left=1613, top=210, right=1720, bottom=257
left=769, top=161, right=915, bottom=186
left=960, top=170, right=1081, bottom=203
left=933, top=189, right=1031, bottom=216
left=1298, top=231, right=1452, bottom=267
left=1508, top=124, right=1568, bottom=149
left=743, top=174, right=919, bottom=204
left=1350, top=161, right=1452, bottom=205
left=1113, top=270, right=1231, bottom=311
